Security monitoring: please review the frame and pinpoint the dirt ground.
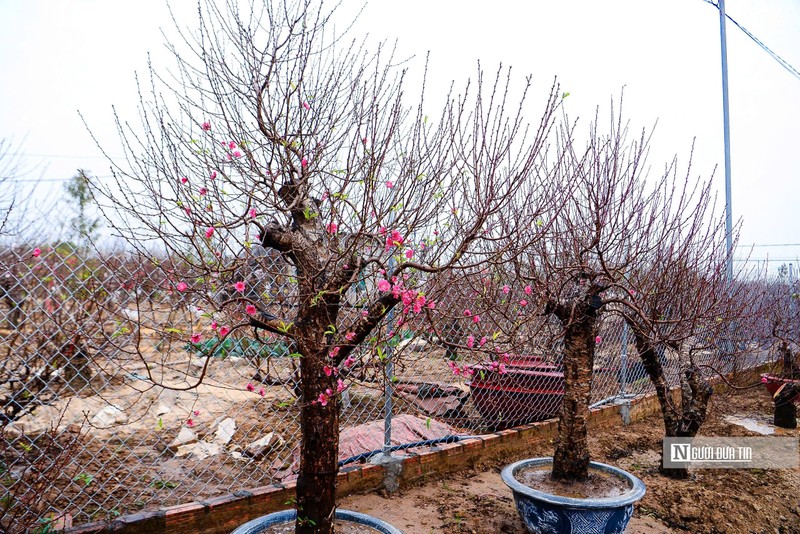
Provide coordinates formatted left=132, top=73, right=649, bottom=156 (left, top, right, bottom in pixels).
left=339, top=386, right=800, bottom=534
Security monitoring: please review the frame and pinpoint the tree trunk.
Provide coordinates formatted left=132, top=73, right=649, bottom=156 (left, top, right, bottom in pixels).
left=780, top=342, right=800, bottom=379
left=295, top=328, right=339, bottom=533
left=552, top=310, right=596, bottom=481
left=774, top=383, right=798, bottom=429
left=633, top=331, right=712, bottom=479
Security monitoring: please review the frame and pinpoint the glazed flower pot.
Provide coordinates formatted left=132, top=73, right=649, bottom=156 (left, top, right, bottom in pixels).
left=231, top=509, right=403, bottom=534
left=761, top=373, right=800, bottom=404
left=467, top=357, right=563, bottom=428
left=501, top=458, right=646, bottom=534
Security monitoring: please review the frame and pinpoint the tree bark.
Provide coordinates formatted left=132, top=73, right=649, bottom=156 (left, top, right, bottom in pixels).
left=552, top=306, right=597, bottom=481
left=633, top=330, right=712, bottom=479
left=289, top=266, right=342, bottom=534
left=295, top=331, right=339, bottom=534
left=780, top=342, right=800, bottom=379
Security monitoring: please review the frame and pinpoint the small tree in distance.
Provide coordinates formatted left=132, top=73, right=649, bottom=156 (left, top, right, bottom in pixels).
left=63, top=169, right=101, bottom=249
left=89, top=1, right=563, bottom=531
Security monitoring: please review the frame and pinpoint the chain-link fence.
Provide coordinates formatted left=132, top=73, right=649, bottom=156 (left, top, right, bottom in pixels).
left=0, top=245, right=773, bottom=532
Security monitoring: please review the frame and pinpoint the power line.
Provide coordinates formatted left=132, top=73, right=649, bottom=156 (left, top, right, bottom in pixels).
left=702, top=0, right=800, bottom=81
left=2, top=174, right=115, bottom=183
left=736, top=243, right=800, bottom=248
left=11, top=152, right=114, bottom=160
left=734, top=258, right=800, bottom=262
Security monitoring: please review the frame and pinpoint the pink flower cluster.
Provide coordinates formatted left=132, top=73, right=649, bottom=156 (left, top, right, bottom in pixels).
left=376, top=275, right=434, bottom=316
left=317, top=388, right=334, bottom=406
left=447, top=360, right=475, bottom=377
left=384, top=229, right=404, bottom=250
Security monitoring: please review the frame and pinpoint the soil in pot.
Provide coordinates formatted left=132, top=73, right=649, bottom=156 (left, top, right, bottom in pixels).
left=516, top=465, right=629, bottom=499
left=260, top=520, right=382, bottom=533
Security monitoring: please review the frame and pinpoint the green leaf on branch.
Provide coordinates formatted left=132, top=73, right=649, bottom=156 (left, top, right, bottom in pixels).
left=277, top=321, right=294, bottom=334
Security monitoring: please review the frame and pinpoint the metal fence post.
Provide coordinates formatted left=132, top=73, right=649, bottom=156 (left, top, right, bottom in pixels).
left=382, top=257, right=396, bottom=457
left=790, top=263, right=796, bottom=343
left=619, top=320, right=629, bottom=397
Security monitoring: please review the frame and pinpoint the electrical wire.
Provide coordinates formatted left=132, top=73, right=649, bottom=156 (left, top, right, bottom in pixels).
left=736, top=243, right=800, bottom=248
left=702, top=0, right=800, bottom=81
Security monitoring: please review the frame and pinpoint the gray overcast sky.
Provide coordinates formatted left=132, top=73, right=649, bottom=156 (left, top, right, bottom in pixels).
left=0, top=1, right=798, bottom=270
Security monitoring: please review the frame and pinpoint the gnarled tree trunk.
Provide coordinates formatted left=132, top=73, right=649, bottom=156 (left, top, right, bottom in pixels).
left=633, top=330, right=712, bottom=479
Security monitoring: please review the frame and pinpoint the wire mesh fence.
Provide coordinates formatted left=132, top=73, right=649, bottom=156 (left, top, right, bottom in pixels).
left=0, top=245, right=775, bottom=532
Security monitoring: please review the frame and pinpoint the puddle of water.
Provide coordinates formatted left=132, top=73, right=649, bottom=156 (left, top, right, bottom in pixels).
left=723, top=415, right=788, bottom=435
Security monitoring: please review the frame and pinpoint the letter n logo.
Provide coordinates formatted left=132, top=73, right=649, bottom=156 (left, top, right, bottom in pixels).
left=671, top=443, right=690, bottom=461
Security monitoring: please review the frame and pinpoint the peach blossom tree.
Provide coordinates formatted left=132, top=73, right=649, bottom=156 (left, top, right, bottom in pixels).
left=89, top=1, right=563, bottom=531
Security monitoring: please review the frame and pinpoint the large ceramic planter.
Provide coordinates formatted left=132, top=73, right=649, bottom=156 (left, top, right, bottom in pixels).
left=231, top=509, right=403, bottom=534
left=761, top=373, right=800, bottom=404
left=501, top=458, right=645, bottom=534
left=467, top=357, right=563, bottom=427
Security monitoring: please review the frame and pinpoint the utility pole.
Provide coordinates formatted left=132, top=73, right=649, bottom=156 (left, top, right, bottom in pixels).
left=719, top=0, right=734, bottom=281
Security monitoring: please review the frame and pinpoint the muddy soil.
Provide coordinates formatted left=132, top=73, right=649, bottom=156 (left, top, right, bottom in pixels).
left=340, top=386, right=800, bottom=534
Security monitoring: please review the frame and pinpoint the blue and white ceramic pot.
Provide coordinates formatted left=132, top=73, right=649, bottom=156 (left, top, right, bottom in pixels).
left=501, top=457, right=646, bottom=534
left=231, top=508, right=403, bottom=534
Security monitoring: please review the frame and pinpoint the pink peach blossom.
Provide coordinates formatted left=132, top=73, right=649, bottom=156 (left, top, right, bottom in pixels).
left=377, top=279, right=391, bottom=292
